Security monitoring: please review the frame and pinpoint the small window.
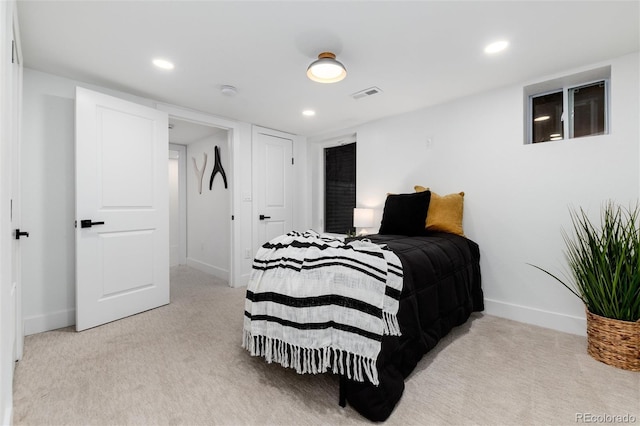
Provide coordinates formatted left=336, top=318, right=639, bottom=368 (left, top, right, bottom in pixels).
left=324, top=143, right=356, bottom=234
left=532, top=91, right=564, bottom=143
left=569, top=81, right=606, bottom=138
left=524, top=67, right=610, bottom=144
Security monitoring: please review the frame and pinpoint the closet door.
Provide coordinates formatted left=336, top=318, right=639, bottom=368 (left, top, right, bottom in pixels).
left=253, top=127, right=294, bottom=250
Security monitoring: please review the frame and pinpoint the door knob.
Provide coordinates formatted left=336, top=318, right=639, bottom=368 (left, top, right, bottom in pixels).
left=259, top=215, right=271, bottom=220
left=80, top=219, right=105, bottom=228
left=15, top=229, right=29, bottom=240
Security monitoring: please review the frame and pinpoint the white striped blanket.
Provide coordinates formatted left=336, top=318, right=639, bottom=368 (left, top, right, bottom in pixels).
left=242, top=230, right=403, bottom=385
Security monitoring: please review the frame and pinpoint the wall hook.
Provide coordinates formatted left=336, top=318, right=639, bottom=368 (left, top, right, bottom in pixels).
left=192, top=152, right=208, bottom=194
left=210, top=145, right=228, bottom=190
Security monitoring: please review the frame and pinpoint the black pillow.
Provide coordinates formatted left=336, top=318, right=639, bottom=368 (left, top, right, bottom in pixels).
left=379, top=191, right=431, bottom=236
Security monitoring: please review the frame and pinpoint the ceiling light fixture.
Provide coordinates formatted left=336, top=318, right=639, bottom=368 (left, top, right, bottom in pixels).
left=307, top=52, right=347, bottom=83
left=302, top=109, right=316, bottom=117
left=484, top=40, right=509, bottom=54
left=152, top=58, right=175, bottom=70
left=534, top=115, right=551, bottom=122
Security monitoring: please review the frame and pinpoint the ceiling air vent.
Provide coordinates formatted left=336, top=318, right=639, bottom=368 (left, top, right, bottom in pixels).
left=351, top=86, right=382, bottom=100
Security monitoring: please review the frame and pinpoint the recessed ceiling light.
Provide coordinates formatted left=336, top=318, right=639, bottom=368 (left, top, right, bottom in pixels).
left=534, top=115, right=551, bottom=122
left=152, top=58, right=175, bottom=70
left=302, top=110, right=316, bottom=117
left=484, top=40, right=509, bottom=54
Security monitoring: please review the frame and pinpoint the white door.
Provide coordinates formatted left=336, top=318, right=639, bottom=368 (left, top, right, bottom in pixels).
left=75, top=87, right=169, bottom=331
left=253, top=127, right=294, bottom=251
left=10, top=17, right=24, bottom=360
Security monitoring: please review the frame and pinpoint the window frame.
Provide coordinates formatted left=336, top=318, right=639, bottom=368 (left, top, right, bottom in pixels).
left=323, top=141, right=357, bottom=235
left=528, top=88, right=564, bottom=144
left=523, top=66, right=611, bottom=145
left=314, top=134, right=357, bottom=235
left=567, top=79, right=609, bottom=139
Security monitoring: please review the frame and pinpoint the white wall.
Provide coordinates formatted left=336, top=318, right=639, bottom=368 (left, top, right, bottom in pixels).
left=235, top=122, right=255, bottom=285
left=292, top=133, right=311, bottom=233
left=309, top=52, right=639, bottom=336
left=186, top=133, right=230, bottom=280
left=168, top=152, right=180, bottom=267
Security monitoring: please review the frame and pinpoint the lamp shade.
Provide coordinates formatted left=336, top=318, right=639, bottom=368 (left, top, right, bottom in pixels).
left=307, top=52, right=347, bottom=83
left=353, top=208, right=374, bottom=228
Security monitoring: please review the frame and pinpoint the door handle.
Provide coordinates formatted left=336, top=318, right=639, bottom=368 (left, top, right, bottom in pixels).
left=259, top=215, right=271, bottom=220
left=80, top=219, right=105, bottom=229
left=15, top=229, right=29, bottom=240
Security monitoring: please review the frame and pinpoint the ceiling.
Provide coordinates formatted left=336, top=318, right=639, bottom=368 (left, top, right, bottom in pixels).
left=17, top=1, right=639, bottom=137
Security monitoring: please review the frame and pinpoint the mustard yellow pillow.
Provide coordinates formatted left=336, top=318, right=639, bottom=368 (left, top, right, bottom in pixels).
left=414, top=185, right=465, bottom=236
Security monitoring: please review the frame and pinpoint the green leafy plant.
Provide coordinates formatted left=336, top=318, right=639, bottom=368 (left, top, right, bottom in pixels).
left=530, top=202, right=640, bottom=322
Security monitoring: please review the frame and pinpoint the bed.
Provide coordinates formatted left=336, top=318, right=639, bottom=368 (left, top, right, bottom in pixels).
left=339, top=231, right=483, bottom=421
left=243, top=190, right=483, bottom=421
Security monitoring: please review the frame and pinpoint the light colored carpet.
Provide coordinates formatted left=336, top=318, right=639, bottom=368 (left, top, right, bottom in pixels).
left=13, top=266, right=640, bottom=425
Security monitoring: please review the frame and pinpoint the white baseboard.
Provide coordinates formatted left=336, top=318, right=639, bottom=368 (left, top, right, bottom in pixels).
left=186, top=258, right=229, bottom=281
left=2, top=402, right=12, bottom=426
left=484, top=298, right=586, bottom=336
left=24, top=308, right=75, bottom=336
left=232, top=272, right=251, bottom=288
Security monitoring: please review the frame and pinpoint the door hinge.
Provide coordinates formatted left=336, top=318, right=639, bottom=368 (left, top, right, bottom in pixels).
left=292, top=157, right=294, bottom=165
left=231, top=215, right=234, bottom=221
left=11, top=40, right=15, bottom=64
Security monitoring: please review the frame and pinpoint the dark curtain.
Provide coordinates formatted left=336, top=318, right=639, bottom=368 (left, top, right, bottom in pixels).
left=325, top=143, right=356, bottom=234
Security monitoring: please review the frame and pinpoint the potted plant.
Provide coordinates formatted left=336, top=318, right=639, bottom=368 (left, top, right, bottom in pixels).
left=530, top=201, right=640, bottom=371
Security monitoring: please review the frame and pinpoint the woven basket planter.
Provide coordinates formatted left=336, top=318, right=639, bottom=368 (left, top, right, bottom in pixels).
left=586, top=310, right=640, bottom=372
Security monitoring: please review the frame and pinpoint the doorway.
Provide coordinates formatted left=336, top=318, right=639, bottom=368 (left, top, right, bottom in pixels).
left=168, top=118, right=231, bottom=282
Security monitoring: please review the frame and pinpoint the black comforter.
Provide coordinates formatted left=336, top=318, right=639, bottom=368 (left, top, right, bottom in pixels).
left=341, top=232, right=483, bottom=421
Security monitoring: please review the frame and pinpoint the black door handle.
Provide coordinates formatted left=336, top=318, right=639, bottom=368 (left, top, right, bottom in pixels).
left=80, top=219, right=105, bottom=229
left=259, top=215, right=271, bottom=220
left=15, top=229, right=29, bottom=240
